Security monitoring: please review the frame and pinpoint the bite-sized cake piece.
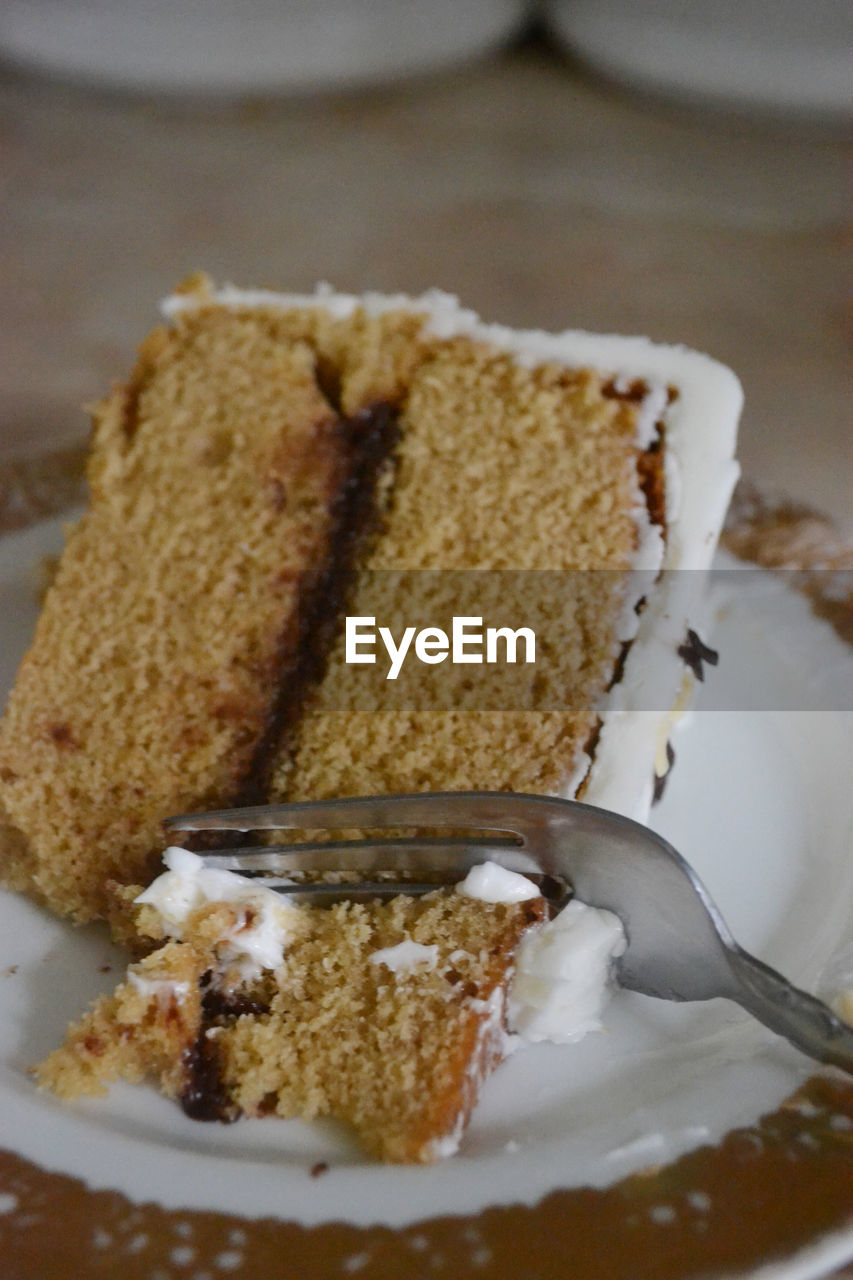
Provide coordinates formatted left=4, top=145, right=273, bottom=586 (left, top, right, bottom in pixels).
left=38, top=853, right=551, bottom=1163
left=0, top=279, right=741, bottom=922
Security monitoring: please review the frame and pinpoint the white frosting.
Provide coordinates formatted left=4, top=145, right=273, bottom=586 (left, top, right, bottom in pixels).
left=163, top=283, right=741, bottom=824
left=424, top=1130, right=465, bottom=1161
left=583, top=348, right=740, bottom=820
left=457, top=862, right=541, bottom=904
left=368, top=940, right=439, bottom=973
left=135, top=847, right=299, bottom=980
left=127, top=971, right=191, bottom=1003
left=454, top=862, right=626, bottom=1049
left=507, top=899, right=626, bottom=1046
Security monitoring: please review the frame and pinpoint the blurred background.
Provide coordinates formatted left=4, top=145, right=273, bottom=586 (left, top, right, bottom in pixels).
left=0, top=0, right=849, bottom=526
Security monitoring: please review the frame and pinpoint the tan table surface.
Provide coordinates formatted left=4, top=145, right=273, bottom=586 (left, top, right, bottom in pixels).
left=0, top=41, right=850, bottom=525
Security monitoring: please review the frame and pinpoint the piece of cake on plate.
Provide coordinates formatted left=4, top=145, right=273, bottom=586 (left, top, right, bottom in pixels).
left=1, top=278, right=740, bottom=1160
left=37, top=851, right=557, bottom=1163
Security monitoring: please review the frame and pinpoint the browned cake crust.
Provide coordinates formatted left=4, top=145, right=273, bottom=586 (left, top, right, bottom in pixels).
left=37, top=889, right=547, bottom=1163
left=0, top=285, right=646, bottom=922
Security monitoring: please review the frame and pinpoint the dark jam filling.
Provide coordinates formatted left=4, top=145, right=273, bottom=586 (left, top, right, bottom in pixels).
left=180, top=974, right=272, bottom=1121
left=180, top=1033, right=240, bottom=1123
left=235, top=400, right=401, bottom=806
left=636, top=426, right=668, bottom=536
left=201, top=982, right=270, bottom=1022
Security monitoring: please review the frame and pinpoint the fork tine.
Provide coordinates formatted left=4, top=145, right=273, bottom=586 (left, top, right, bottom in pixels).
left=165, top=791, right=533, bottom=836
left=200, top=836, right=540, bottom=876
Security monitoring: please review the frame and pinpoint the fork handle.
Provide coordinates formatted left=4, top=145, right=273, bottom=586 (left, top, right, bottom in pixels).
left=725, top=945, right=853, bottom=1074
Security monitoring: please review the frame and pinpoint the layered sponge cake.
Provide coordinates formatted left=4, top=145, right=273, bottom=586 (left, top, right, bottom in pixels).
left=0, top=277, right=740, bottom=924
left=38, top=855, right=550, bottom=1163
left=0, top=279, right=740, bottom=1160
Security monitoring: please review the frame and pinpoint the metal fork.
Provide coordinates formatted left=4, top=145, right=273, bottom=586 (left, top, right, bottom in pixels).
left=165, top=791, right=853, bottom=1075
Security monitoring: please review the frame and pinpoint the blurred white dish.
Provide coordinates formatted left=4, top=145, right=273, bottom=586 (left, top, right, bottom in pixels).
left=548, top=0, right=852, bottom=120
left=0, top=0, right=524, bottom=93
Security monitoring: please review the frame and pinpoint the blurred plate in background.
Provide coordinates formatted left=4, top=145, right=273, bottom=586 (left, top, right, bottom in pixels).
left=0, top=0, right=525, bottom=93
left=548, top=0, right=853, bottom=120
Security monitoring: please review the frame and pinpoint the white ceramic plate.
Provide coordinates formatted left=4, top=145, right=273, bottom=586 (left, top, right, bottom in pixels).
left=547, top=0, right=853, bottom=120
left=1, top=518, right=852, bottom=1277
left=0, top=0, right=524, bottom=93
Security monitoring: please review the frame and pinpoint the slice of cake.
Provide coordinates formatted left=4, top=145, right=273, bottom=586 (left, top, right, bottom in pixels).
left=0, top=277, right=741, bottom=924
left=3, top=279, right=740, bottom=1162
left=37, top=851, right=555, bottom=1162
left=37, top=847, right=632, bottom=1162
